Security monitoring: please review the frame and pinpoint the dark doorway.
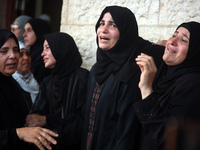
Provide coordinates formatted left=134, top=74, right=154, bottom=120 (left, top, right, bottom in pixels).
left=40, top=0, right=62, bottom=32
left=2, top=0, right=62, bottom=32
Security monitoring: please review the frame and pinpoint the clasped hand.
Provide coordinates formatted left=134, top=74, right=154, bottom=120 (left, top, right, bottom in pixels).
left=25, top=114, right=46, bottom=127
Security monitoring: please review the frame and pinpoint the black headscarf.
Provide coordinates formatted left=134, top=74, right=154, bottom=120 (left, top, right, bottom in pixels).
left=44, top=32, right=82, bottom=77
left=0, top=29, right=29, bottom=128
left=0, top=29, right=19, bottom=49
left=153, top=21, right=200, bottom=96
left=27, top=18, right=51, bottom=83
left=42, top=32, right=82, bottom=116
left=94, top=6, right=140, bottom=85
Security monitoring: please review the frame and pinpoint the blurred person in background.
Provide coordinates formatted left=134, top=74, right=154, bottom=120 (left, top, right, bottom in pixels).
left=23, top=18, right=51, bottom=84
left=10, top=15, right=31, bottom=43
left=12, top=42, right=39, bottom=106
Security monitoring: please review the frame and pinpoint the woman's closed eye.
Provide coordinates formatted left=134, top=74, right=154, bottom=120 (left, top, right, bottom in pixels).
left=0, top=48, right=7, bottom=54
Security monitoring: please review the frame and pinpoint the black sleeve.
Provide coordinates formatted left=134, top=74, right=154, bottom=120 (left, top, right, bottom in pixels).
left=0, top=128, right=22, bottom=149
left=30, top=78, right=49, bottom=115
left=134, top=77, right=200, bottom=150
left=45, top=107, right=84, bottom=146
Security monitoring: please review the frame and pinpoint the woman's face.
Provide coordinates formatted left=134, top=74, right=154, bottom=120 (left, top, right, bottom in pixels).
left=97, top=12, right=120, bottom=50
left=10, top=22, right=21, bottom=39
left=42, top=40, right=56, bottom=69
left=163, top=27, right=190, bottom=66
left=17, top=48, right=31, bottom=74
left=23, top=23, right=36, bottom=46
left=0, top=37, right=19, bottom=76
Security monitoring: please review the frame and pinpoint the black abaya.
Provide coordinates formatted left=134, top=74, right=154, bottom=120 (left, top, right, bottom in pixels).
left=30, top=32, right=89, bottom=150
left=0, top=29, right=35, bottom=150
left=134, top=21, right=200, bottom=150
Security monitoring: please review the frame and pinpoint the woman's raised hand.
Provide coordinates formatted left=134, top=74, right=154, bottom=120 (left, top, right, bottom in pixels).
left=135, top=53, right=157, bottom=99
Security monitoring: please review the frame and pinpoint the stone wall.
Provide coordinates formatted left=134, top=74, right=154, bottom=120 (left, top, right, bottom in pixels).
left=60, top=0, right=200, bottom=70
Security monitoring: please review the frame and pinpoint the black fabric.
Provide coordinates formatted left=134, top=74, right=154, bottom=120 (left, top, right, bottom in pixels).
left=0, top=73, right=29, bottom=129
left=141, top=44, right=165, bottom=70
left=0, top=29, right=19, bottom=50
left=94, top=6, right=140, bottom=84
left=134, top=74, right=200, bottom=150
left=82, top=66, right=144, bottom=150
left=45, top=113, right=84, bottom=150
left=27, top=18, right=51, bottom=84
left=30, top=32, right=89, bottom=150
left=138, top=36, right=153, bottom=50
left=134, top=21, right=200, bottom=150
left=81, top=43, right=164, bottom=150
left=0, top=29, right=35, bottom=149
left=31, top=68, right=89, bottom=119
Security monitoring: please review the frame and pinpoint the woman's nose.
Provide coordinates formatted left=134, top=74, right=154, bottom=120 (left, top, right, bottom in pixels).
left=102, top=25, right=108, bottom=33
left=23, top=54, right=29, bottom=59
left=9, top=50, right=16, bottom=59
left=170, top=37, right=178, bottom=46
left=23, top=32, right=26, bottom=37
left=41, top=50, right=45, bottom=57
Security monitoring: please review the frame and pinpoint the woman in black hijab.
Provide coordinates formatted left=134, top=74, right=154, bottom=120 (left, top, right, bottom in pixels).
left=23, top=18, right=51, bottom=84
left=0, top=29, right=58, bottom=150
left=135, top=21, right=200, bottom=150
left=81, top=5, right=163, bottom=150
left=26, top=32, right=89, bottom=150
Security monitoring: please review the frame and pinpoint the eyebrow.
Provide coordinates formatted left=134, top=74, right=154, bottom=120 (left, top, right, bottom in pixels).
left=0, top=47, right=9, bottom=50
left=0, top=46, right=18, bottom=50
left=175, top=30, right=189, bottom=39
left=100, top=20, right=115, bottom=24
left=182, top=33, right=189, bottom=39
left=25, top=27, right=32, bottom=30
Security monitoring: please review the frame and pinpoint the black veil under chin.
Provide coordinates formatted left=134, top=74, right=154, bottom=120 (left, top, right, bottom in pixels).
left=94, top=6, right=140, bottom=85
